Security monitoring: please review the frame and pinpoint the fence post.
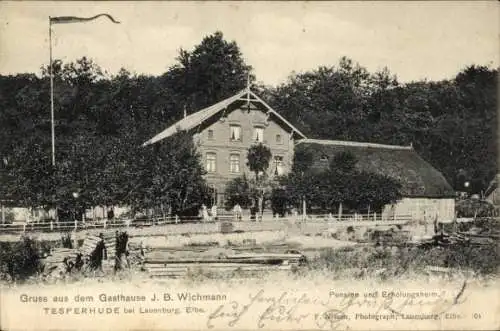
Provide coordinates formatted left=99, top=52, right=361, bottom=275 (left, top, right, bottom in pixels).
left=50, top=220, right=53, bottom=231
left=302, top=198, right=306, bottom=222
left=74, top=218, right=77, bottom=231
left=175, top=215, right=179, bottom=224
left=22, top=223, right=26, bottom=234
left=104, top=218, right=107, bottom=229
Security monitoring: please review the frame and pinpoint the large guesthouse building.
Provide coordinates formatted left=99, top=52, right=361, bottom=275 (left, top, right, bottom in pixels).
left=145, top=88, right=455, bottom=221
left=144, top=88, right=306, bottom=205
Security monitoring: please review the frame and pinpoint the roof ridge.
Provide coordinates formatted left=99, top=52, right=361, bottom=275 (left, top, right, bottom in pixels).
left=298, top=138, right=413, bottom=150
left=189, top=88, right=248, bottom=120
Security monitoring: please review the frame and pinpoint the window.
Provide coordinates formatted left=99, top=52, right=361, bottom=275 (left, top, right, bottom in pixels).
left=230, top=154, right=240, bottom=173
left=273, top=156, right=284, bottom=176
left=207, top=129, right=214, bottom=140
left=254, top=127, right=264, bottom=143
left=230, top=125, right=241, bottom=141
left=206, top=153, right=216, bottom=173
left=276, top=134, right=282, bottom=144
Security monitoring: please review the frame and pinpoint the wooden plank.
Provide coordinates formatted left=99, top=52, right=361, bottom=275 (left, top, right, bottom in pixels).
left=83, top=239, right=101, bottom=246
left=144, top=263, right=269, bottom=269
left=226, top=253, right=303, bottom=259
left=86, top=235, right=102, bottom=240
left=81, top=244, right=96, bottom=251
left=146, top=265, right=292, bottom=275
left=143, top=258, right=295, bottom=264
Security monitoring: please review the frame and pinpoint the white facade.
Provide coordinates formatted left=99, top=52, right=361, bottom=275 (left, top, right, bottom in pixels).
left=1, top=207, right=56, bottom=223
left=84, top=206, right=131, bottom=220
left=383, top=198, right=455, bottom=222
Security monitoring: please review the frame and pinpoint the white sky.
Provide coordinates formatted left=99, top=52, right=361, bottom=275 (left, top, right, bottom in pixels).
left=0, top=1, right=498, bottom=86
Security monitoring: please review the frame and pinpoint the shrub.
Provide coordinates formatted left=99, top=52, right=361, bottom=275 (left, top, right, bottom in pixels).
left=0, top=236, right=41, bottom=281
left=61, top=233, right=73, bottom=248
left=312, top=243, right=500, bottom=278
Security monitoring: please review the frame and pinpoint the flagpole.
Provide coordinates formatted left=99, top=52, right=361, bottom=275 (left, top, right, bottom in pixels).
left=49, top=17, right=55, bottom=167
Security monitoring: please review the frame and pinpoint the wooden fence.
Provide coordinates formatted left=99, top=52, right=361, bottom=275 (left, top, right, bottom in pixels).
left=0, top=213, right=413, bottom=235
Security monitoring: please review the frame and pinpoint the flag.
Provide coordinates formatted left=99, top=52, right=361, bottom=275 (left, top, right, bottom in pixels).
left=50, top=13, right=120, bottom=25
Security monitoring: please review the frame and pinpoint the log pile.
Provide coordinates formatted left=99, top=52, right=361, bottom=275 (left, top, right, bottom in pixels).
left=80, top=232, right=118, bottom=259
left=80, top=235, right=103, bottom=256
left=39, top=231, right=131, bottom=279
left=143, top=250, right=306, bottom=278
left=41, top=248, right=82, bottom=275
left=417, top=231, right=499, bottom=247
left=102, top=232, right=117, bottom=259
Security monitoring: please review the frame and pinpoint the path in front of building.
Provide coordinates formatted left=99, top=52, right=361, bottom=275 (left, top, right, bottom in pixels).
left=0, top=218, right=411, bottom=242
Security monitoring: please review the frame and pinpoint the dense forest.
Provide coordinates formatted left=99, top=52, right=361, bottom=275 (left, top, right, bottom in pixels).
left=0, top=31, right=497, bottom=215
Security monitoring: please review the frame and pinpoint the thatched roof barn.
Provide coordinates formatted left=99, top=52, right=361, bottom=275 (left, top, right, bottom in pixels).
left=296, top=139, right=456, bottom=222
left=296, top=139, right=455, bottom=198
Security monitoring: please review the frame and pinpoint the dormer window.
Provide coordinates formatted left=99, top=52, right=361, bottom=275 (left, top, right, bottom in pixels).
left=276, top=134, right=282, bottom=144
left=230, top=125, right=241, bottom=141
left=253, top=127, right=264, bottom=143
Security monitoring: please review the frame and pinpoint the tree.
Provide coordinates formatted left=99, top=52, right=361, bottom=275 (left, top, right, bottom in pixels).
left=245, top=143, right=272, bottom=216
left=246, top=143, right=272, bottom=181
left=122, top=131, right=209, bottom=216
left=265, top=59, right=496, bottom=194
left=223, top=176, right=255, bottom=210
left=164, top=31, right=253, bottom=113
left=284, top=151, right=402, bottom=214
left=330, top=151, right=357, bottom=174
left=270, top=186, right=289, bottom=217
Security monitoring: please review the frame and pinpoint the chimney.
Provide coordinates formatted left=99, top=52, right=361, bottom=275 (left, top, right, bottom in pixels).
left=183, top=105, right=187, bottom=118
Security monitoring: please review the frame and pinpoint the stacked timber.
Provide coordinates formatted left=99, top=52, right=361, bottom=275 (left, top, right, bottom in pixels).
left=80, top=235, right=103, bottom=256
left=416, top=231, right=498, bottom=247
left=225, top=253, right=305, bottom=265
left=457, top=232, right=499, bottom=246
left=143, top=250, right=306, bottom=278
left=102, top=232, right=117, bottom=259
left=80, top=232, right=117, bottom=259
left=42, top=248, right=81, bottom=274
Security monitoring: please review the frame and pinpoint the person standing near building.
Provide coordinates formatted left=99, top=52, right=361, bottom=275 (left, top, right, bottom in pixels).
left=233, top=203, right=242, bottom=221
left=201, top=204, right=209, bottom=223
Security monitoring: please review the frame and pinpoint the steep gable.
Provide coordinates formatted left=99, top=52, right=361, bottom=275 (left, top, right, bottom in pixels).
left=143, top=88, right=306, bottom=146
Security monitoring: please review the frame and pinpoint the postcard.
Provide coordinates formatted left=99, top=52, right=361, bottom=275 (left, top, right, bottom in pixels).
left=0, top=1, right=498, bottom=330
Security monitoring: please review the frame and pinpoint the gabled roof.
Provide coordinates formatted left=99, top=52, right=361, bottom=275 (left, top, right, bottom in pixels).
left=143, top=88, right=306, bottom=146
left=296, top=139, right=455, bottom=198
left=484, top=174, right=500, bottom=205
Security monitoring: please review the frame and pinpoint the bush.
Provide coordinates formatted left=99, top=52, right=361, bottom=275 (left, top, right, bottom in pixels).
left=224, top=176, right=255, bottom=210
left=0, top=236, right=41, bottom=281
left=61, top=233, right=73, bottom=248
left=456, top=199, right=496, bottom=217
left=312, top=243, right=500, bottom=278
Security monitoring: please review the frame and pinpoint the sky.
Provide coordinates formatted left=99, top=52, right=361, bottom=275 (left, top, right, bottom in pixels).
left=0, top=1, right=498, bottom=86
